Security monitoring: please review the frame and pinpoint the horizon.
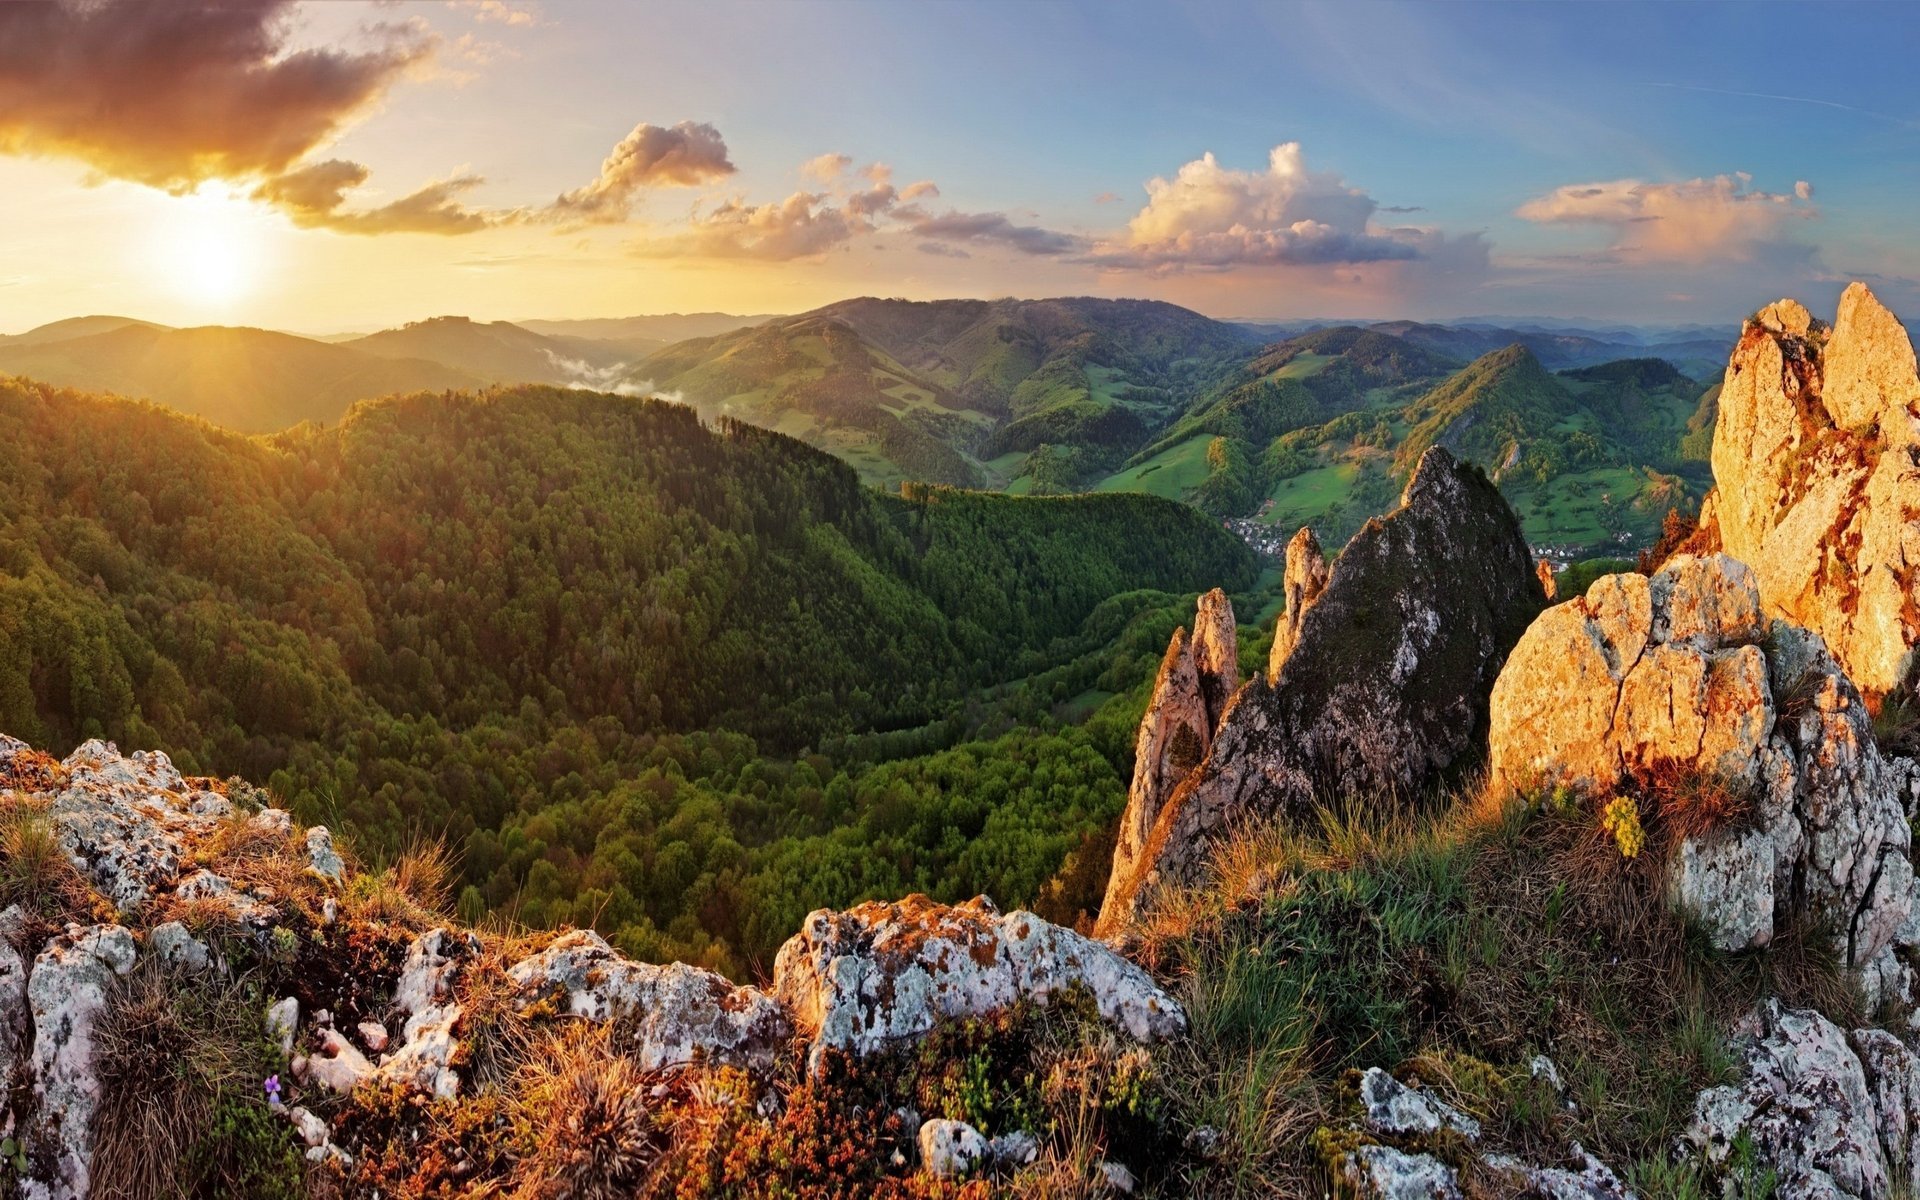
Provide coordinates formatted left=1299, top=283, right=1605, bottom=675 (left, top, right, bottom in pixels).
left=2, top=0, right=1917, bottom=333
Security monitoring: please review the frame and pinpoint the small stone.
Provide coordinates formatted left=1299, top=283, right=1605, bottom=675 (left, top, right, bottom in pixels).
left=288, top=1106, right=329, bottom=1148
left=988, top=1129, right=1039, bottom=1167
left=1356, top=1067, right=1481, bottom=1141
left=1341, top=1145, right=1462, bottom=1200
left=1098, top=1160, right=1137, bottom=1194
left=266, top=996, right=299, bottom=1058
left=917, top=1118, right=987, bottom=1179
left=149, top=921, right=213, bottom=973
left=357, top=1020, right=389, bottom=1053
left=305, top=826, right=344, bottom=882
left=301, top=1028, right=373, bottom=1094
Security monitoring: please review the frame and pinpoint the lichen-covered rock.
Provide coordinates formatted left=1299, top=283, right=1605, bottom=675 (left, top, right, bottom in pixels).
left=917, top=1118, right=988, bottom=1179
left=1102, top=448, right=1544, bottom=927
left=1356, top=1066, right=1481, bottom=1141
left=148, top=920, right=215, bottom=973
left=22, top=924, right=136, bottom=1200
left=380, top=928, right=480, bottom=1098
left=774, top=894, right=1184, bottom=1071
left=1703, top=283, right=1920, bottom=701
left=0, top=907, right=28, bottom=1129
left=1683, top=1003, right=1920, bottom=1199
left=1490, top=554, right=1914, bottom=966
left=1483, top=1146, right=1631, bottom=1199
left=507, top=929, right=789, bottom=1073
left=1340, top=1144, right=1462, bottom=1200
left=1269, top=526, right=1329, bottom=678
left=305, top=826, right=344, bottom=881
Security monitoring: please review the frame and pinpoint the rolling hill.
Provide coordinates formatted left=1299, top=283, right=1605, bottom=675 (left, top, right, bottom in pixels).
left=630, top=296, right=1261, bottom=490
left=0, top=323, right=487, bottom=432
left=341, top=315, right=636, bottom=389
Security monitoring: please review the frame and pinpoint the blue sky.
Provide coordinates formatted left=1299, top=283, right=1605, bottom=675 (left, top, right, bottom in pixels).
left=0, top=0, right=1915, bottom=329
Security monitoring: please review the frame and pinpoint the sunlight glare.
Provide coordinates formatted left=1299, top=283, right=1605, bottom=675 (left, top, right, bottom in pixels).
left=149, top=184, right=269, bottom=314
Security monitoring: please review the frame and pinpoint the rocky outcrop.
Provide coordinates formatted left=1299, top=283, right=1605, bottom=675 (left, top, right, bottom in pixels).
left=1101, top=448, right=1544, bottom=928
left=22, top=924, right=136, bottom=1200
left=774, top=894, right=1185, bottom=1071
left=1191, top=587, right=1239, bottom=730
left=1107, top=589, right=1240, bottom=927
left=1701, top=283, right=1920, bottom=702
left=1488, top=554, right=1919, bottom=968
left=0, top=735, right=1184, bottom=1193
left=1684, top=1002, right=1920, bottom=1199
left=507, top=929, right=789, bottom=1073
left=1269, top=527, right=1329, bottom=678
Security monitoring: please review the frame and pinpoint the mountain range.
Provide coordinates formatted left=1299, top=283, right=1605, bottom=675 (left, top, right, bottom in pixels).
left=0, top=298, right=1727, bottom=554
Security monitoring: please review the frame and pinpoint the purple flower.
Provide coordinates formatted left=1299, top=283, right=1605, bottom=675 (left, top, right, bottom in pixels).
left=264, top=1074, right=282, bottom=1103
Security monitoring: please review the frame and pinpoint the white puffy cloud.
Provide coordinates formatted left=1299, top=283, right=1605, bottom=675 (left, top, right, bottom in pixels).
left=1094, top=143, right=1424, bottom=270
left=1515, top=173, right=1816, bottom=263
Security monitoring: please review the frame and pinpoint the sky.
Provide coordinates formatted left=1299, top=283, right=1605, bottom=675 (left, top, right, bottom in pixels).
left=0, top=0, right=1916, bottom=334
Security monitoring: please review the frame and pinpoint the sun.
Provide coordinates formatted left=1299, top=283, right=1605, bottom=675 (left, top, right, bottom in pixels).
left=149, top=185, right=270, bottom=314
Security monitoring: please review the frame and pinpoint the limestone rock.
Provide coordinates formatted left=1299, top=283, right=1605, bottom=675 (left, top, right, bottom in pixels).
left=1704, top=283, right=1920, bottom=700
left=1270, top=526, right=1330, bottom=678
left=1482, top=1146, right=1631, bottom=1199
left=0, top=907, right=28, bottom=1128
left=917, top=1118, right=988, bottom=1179
left=22, top=924, right=136, bottom=1200
left=50, top=742, right=214, bottom=911
left=148, top=921, right=214, bottom=973
left=301, top=1027, right=375, bottom=1094
left=1102, top=448, right=1544, bottom=927
left=774, top=894, right=1184, bottom=1072
left=306, top=826, right=345, bottom=881
left=1340, top=1145, right=1462, bottom=1200
left=1537, top=558, right=1558, bottom=601
left=1490, top=555, right=1913, bottom=965
left=507, top=929, right=789, bottom=1073
left=1356, top=1066, right=1481, bottom=1141
left=380, top=928, right=480, bottom=1099
left=266, top=995, right=299, bottom=1058
left=1683, top=1003, right=1920, bottom=1199
left=1190, top=587, right=1239, bottom=731
left=1106, top=628, right=1213, bottom=924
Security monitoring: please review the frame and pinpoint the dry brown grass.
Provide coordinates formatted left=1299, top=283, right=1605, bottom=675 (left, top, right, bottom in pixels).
left=504, top=1022, right=668, bottom=1199
left=0, top=791, right=96, bottom=925
left=89, top=959, right=287, bottom=1199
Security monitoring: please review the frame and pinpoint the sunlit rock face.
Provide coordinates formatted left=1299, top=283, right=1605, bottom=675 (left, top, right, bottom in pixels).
left=1105, top=591, right=1240, bottom=926
left=1488, top=554, right=1920, bottom=973
left=1269, top=526, right=1329, bottom=679
left=1704, top=282, right=1920, bottom=703
left=1100, top=448, right=1544, bottom=930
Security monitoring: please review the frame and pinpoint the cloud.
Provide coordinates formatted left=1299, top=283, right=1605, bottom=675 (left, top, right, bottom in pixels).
left=1092, top=143, right=1428, bottom=271
left=901, top=181, right=940, bottom=201
left=633, top=191, right=871, bottom=261
left=918, top=242, right=972, bottom=259
left=1092, top=191, right=1122, bottom=205
left=0, top=0, right=433, bottom=193
left=256, top=159, right=494, bottom=235
left=801, top=153, right=853, bottom=183
left=1515, top=173, right=1817, bottom=263
left=460, top=0, right=540, bottom=27
left=897, top=206, right=1085, bottom=256
left=544, top=121, right=735, bottom=223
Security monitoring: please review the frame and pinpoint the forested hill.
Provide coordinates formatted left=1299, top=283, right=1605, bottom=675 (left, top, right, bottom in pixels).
left=0, top=376, right=1254, bottom=970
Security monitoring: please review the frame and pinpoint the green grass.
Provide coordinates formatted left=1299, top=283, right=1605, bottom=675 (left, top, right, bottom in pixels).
left=1094, top=434, right=1216, bottom=500
left=1506, top=466, right=1666, bottom=547
left=1273, top=352, right=1334, bottom=380
left=1258, top=461, right=1363, bottom=527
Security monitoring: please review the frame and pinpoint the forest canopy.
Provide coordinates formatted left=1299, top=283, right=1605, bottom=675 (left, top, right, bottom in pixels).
left=0, top=377, right=1256, bottom=974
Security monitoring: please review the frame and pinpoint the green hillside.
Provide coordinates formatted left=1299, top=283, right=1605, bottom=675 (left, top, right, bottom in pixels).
left=635, top=297, right=1260, bottom=491
left=1086, top=337, right=1714, bottom=554
left=0, top=376, right=1255, bottom=971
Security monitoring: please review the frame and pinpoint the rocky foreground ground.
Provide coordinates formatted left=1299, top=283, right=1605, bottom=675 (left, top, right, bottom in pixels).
left=1, top=283, right=1919, bottom=1197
